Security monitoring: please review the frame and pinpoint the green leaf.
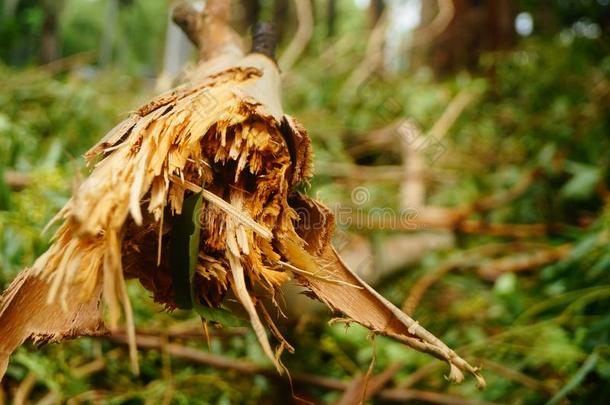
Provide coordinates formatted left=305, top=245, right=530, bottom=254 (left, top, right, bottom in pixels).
left=13, top=351, right=61, bottom=393
left=188, top=193, right=203, bottom=285
left=560, top=162, right=601, bottom=200
left=169, top=192, right=244, bottom=327
left=169, top=192, right=203, bottom=310
left=193, top=303, right=246, bottom=327
left=546, top=350, right=599, bottom=405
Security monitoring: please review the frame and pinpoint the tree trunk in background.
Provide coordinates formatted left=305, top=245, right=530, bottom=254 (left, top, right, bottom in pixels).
left=368, top=0, right=385, bottom=29
left=487, top=0, right=514, bottom=49
left=531, top=3, right=561, bottom=36
left=39, top=0, right=64, bottom=64
left=100, top=0, right=118, bottom=66
left=237, top=0, right=261, bottom=33
left=415, top=0, right=517, bottom=76
left=156, top=13, right=193, bottom=92
left=3, top=0, right=20, bottom=18
left=273, top=0, right=292, bottom=43
left=327, top=0, right=337, bottom=37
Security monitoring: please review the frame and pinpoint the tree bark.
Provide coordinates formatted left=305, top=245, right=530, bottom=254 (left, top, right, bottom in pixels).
left=414, top=0, right=517, bottom=76
left=368, top=0, right=385, bottom=29
left=39, top=0, right=64, bottom=64
left=237, top=0, right=261, bottom=33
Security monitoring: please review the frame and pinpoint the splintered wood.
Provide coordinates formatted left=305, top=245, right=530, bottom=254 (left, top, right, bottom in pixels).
left=0, top=6, right=484, bottom=388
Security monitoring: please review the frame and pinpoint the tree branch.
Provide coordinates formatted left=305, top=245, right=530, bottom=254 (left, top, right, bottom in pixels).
left=107, top=333, right=491, bottom=404
left=171, top=0, right=204, bottom=49
left=279, top=0, right=314, bottom=71
left=171, top=0, right=242, bottom=61
left=335, top=363, right=402, bottom=405
left=409, top=0, right=455, bottom=48
left=3, top=171, right=31, bottom=191
left=402, top=242, right=571, bottom=314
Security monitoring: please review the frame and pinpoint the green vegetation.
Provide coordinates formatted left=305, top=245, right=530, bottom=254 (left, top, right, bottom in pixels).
left=1, top=0, right=609, bottom=403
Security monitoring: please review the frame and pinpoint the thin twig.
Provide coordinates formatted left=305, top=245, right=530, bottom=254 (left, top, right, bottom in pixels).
left=72, top=358, right=107, bottom=378
left=378, top=388, right=499, bottom=405
left=335, top=363, right=402, bottom=405
left=346, top=120, right=406, bottom=157
left=427, top=88, right=476, bottom=141
left=403, top=242, right=567, bottom=314
left=472, top=170, right=538, bottom=212
left=3, top=171, right=32, bottom=191
left=478, top=358, right=557, bottom=395
left=408, top=0, right=455, bottom=49
left=35, top=391, right=61, bottom=405
left=113, top=324, right=247, bottom=339
left=476, top=244, right=572, bottom=281
left=403, top=258, right=464, bottom=315
left=403, top=242, right=529, bottom=314
left=279, top=0, right=314, bottom=71
left=340, top=9, right=388, bottom=98
left=13, top=372, right=36, bottom=405
left=397, top=362, right=442, bottom=389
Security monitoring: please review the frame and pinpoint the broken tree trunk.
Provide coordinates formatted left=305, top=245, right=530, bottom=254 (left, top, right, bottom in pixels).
left=0, top=0, right=484, bottom=388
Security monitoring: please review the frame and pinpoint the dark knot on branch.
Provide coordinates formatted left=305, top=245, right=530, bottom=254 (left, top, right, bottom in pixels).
left=251, top=22, right=277, bottom=60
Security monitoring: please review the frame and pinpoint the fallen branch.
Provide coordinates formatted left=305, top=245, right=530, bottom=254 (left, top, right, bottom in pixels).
left=403, top=257, right=465, bottom=315
left=478, top=358, right=557, bottom=396
left=351, top=168, right=550, bottom=238
left=3, top=171, right=32, bottom=191
left=378, top=388, right=499, bottom=405
left=1, top=167, right=552, bottom=240
left=349, top=86, right=479, bottom=158
left=111, top=325, right=247, bottom=340
left=401, top=124, right=427, bottom=208
left=335, top=363, right=402, bottom=405
left=403, top=243, right=571, bottom=314
left=476, top=244, right=572, bottom=281
left=349, top=207, right=554, bottom=238
left=403, top=243, right=529, bottom=314
left=107, top=333, right=487, bottom=404
left=396, top=361, right=442, bottom=389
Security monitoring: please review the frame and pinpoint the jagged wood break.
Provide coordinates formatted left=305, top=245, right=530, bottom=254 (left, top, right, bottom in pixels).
left=0, top=0, right=484, bottom=387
